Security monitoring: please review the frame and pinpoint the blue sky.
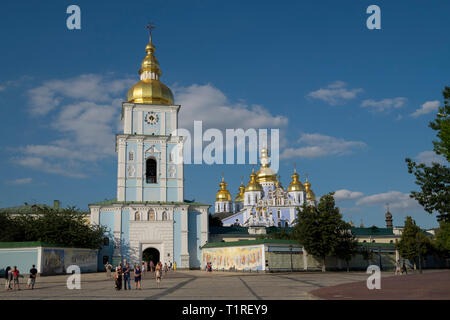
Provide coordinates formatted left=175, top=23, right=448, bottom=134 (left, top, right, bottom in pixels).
left=0, top=0, right=448, bottom=229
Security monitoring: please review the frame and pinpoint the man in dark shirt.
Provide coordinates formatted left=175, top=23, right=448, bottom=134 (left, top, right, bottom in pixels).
left=123, top=264, right=131, bottom=290
left=27, top=265, right=38, bottom=289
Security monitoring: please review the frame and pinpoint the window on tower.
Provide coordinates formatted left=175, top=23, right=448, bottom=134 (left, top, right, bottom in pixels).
left=146, top=157, right=157, bottom=183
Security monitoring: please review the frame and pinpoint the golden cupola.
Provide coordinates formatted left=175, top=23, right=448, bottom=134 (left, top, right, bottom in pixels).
left=287, top=169, right=305, bottom=192
left=245, top=169, right=263, bottom=192
left=126, top=33, right=174, bottom=105
left=216, top=177, right=232, bottom=202
left=235, top=181, right=245, bottom=202
left=256, top=147, right=277, bottom=183
left=304, top=177, right=316, bottom=201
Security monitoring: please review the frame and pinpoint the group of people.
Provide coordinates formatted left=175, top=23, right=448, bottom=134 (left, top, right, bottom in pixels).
left=395, top=260, right=409, bottom=275
left=4, top=265, right=38, bottom=291
left=105, top=260, right=174, bottom=290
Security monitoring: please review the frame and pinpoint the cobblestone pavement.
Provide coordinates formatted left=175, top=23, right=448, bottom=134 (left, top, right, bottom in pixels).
left=311, top=270, right=450, bottom=300
left=0, top=270, right=446, bottom=300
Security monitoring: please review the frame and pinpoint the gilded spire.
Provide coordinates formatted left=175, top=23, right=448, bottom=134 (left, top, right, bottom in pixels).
left=246, top=168, right=263, bottom=192
left=304, top=175, right=316, bottom=200
left=235, top=177, right=246, bottom=202
left=126, top=24, right=174, bottom=105
left=288, top=167, right=304, bottom=192
left=256, top=147, right=277, bottom=183
left=216, top=175, right=232, bottom=202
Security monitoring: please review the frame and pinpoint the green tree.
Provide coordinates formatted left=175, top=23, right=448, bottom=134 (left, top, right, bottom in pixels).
left=0, top=206, right=107, bottom=249
left=434, top=220, right=450, bottom=258
left=406, top=86, right=450, bottom=222
left=294, top=192, right=349, bottom=272
left=334, top=228, right=359, bottom=272
left=397, top=216, right=430, bottom=273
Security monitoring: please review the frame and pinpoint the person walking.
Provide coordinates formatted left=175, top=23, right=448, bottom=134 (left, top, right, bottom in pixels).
left=141, top=262, right=146, bottom=275
left=27, top=265, right=38, bottom=289
left=114, top=265, right=123, bottom=290
left=155, top=262, right=162, bottom=288
left=164, top=263, right=168, bottom=275
left=402, top=260, right=408, bottom=275
left=134, top=264, right=142, bottom=290
left=395, top=260, right=401, bottom=275
left=123, top=263, right=131, bottom=290
left=105, top=261, right=112, bottom=279
left=173, top=261, right=176, bottom=272
left=4, top=266, right=11, bottom=291
left=12, top=266, right=20, bottom=290
left=149, top=260, right=154, bottom=272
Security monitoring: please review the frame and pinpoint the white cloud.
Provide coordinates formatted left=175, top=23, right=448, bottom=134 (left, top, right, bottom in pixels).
left=411, top=100, right=440, bottom=117
left=334, top=189, right=364, bottom=201
left=174, top=84, right=288, bottom=130
left=280, top=133, right=366, bottom=159
left=306, top=81, right=363, bottom=106
left=27, top=74, right=133, bottom=115
left=415, top=151, right=447, bottom=165
left=361, top=97, right=407, bottom=112
left=356, top=191, right=420, bottom=211
left=5, top=178, right=33, bottom=185
left=16, top=74, right=133, bottom=177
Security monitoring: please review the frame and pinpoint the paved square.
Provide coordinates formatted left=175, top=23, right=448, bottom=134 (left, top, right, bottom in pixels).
left=1, top=270, right=435, bottom=300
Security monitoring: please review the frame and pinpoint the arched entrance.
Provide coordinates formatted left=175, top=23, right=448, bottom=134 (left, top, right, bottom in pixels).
left=142, top=247, right=160, bottom=265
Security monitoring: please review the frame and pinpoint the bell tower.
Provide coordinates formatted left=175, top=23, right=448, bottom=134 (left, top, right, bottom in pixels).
left=117, top=27, right=184, bottom=203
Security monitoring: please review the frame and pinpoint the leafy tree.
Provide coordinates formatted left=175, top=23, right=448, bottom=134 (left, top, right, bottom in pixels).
left=434, top=220, right=450, bottom=258
left=208, top=215, right=223, bottom=227
left=406, top=86, right=450, bottom=222
left=294, top=192, right=350, bottom=272
left=334, top=228, right=359, bottom=272
left=397, top=216, right=431, bottom=273
left=0, top=206, right=107, bottom=249
left=265, top=228, right=295, bottom=240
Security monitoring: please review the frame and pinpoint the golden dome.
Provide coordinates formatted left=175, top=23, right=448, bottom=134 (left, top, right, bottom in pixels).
left=245, top=169, right=263, bottom=192
left=216, top=177, right=232, bottom=202
left=235, top=182, right=245, bottom=202
left=287, top=169, right=305, bottom=192
left=126, top=34, right=174, bottom=105
left=304, top=178, right=316, bottom=201
left=256, top=148, right=277, bottom=183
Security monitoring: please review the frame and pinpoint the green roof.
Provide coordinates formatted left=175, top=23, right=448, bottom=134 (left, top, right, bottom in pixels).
left=0, top=241, right=93, bottom=249
left=209, top=226, right=250, bottom=235
left=202, top=239, right=299, bottom=248
left=357, top=242, right=396, bottom=249
left=350, top=227, right=395, bottom=236
left=89, top=199, right=210, bottom=207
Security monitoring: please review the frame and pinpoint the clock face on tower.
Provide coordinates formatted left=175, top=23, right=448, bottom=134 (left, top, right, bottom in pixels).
left=145, top=112, right=159, bottom=125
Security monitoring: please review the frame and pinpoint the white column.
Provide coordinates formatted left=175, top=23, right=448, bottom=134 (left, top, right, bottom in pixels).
left=137, top=111, right=143, bottom=134
left=177, top=141, right=184, bottom=202
left=180, top=207, right=189, bottom=268
left=113, top=207, right=122, bottom=258
left=117, top=138, right=126, bottom=201
left=161, top=112, right=166, bottom=135
left=160, top=141, right=167, bottom=201
left=137, top=139, right=144, bottom=201
left=124, top=104, right=133, bottom=134
left=90, top=207, right=100, bottom=225
left=303, top=248, right=308, bottom=270
left=201, top=207, right=208, bottom=246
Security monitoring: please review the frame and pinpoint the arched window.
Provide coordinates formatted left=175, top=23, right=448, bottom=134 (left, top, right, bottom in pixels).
left=278, top=221, right=281, bottom=227
left=135, top=212, right=140, bottom=221
left=277, top=210, right=281, bottom=219
left=285, top=221, right=289, bottom=227
left=148, top=209, right=155, bottom=221
left=162, top=211, right=168, bottom=221
left=146, top=157, right=157, bottom=183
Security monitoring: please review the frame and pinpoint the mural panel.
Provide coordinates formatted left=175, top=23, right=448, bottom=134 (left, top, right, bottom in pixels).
left=202, top=246, right=263, bottom=271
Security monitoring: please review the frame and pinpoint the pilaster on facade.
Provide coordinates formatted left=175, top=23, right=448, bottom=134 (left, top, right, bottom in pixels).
left=117, top=138, right=127, bottom=201
left=160, top=141, right=167, bottom=202
left=137, top=139, right=144, bottom=202
left=90, top=207, right=100, bottom=225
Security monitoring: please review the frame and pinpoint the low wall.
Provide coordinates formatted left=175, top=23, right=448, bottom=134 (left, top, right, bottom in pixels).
left=0, top=242, right=98, bottom=275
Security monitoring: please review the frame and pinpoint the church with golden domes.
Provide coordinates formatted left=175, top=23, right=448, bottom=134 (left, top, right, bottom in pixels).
left=213, top=148, right=317, bottom=227
left=89, top=31, right=209, bottom=269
